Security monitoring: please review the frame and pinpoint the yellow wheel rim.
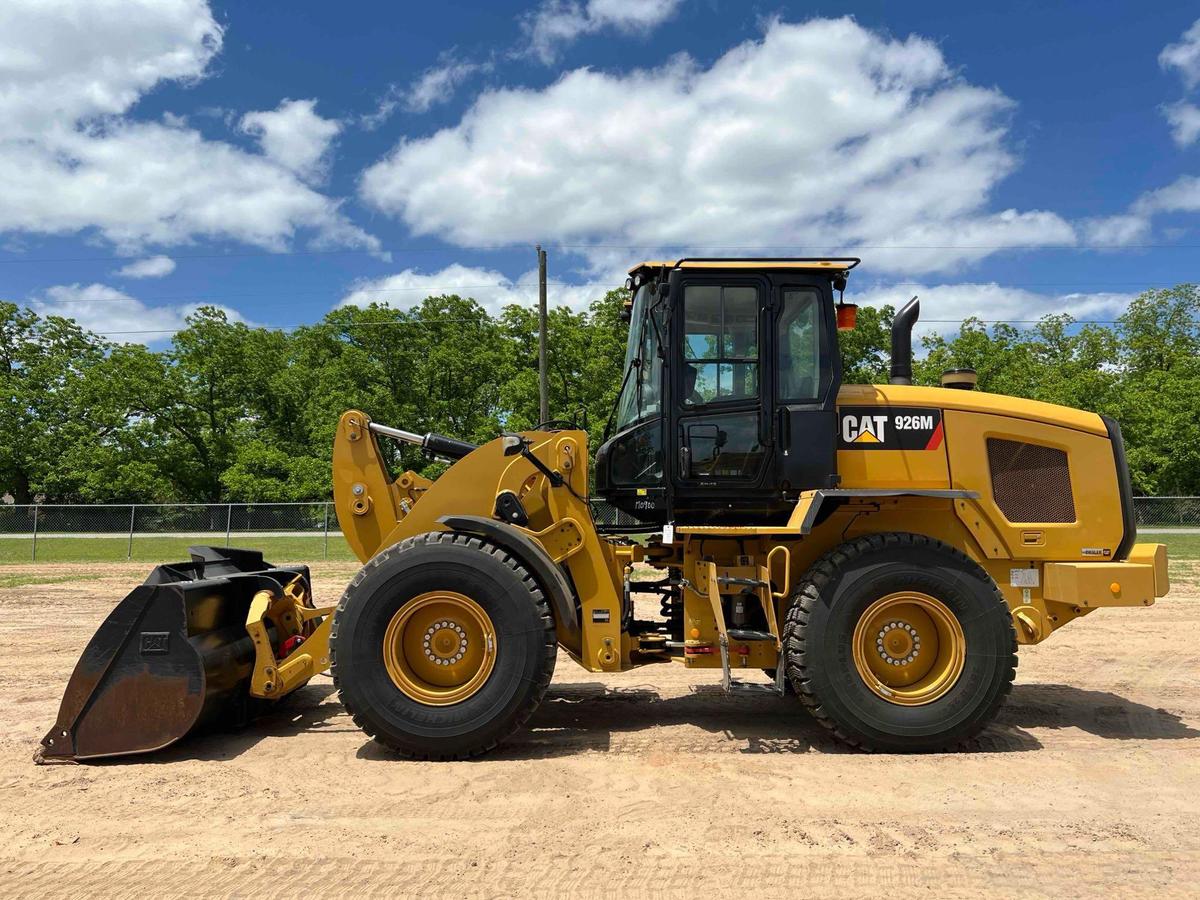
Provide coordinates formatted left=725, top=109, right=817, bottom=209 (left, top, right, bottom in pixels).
left=382, top=591, right=498, bottom=706
left=851, top=591, right=966, bottom=706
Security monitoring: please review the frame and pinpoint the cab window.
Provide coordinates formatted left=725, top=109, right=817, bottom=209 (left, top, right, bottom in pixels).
left=777, top=288, right=824, bottom=402
left=682, top=285, right=758, bottom=406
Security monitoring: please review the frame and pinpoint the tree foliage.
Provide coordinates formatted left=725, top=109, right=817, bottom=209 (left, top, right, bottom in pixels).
left=0, top=285, right=1196, bottom=502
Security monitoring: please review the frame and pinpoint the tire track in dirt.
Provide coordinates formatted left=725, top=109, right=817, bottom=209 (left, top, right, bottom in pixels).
left=4, top=851, right=1198, bottom=899
left=2, top=566, right=1199, bottom=898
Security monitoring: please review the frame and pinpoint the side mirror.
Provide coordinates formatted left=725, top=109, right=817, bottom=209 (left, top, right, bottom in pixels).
left=657, top=282, right=670, bottom=299
left=501, top=434, right=525, bottom=456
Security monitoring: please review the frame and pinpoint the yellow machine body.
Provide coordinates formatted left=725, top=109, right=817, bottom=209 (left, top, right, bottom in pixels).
left=332, top=390, right=1168, bottom=677
left=41, top=257, right=1170, bottom=761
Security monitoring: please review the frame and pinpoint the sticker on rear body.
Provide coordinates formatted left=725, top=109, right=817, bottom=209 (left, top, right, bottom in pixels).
left=1010, top=568, right=1040, bottom=588
left=838, top=406, right=944, bottom=451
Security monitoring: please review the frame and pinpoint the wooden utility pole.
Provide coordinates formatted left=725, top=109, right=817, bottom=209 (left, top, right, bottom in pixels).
left=537, top=245, right=549, bottom=424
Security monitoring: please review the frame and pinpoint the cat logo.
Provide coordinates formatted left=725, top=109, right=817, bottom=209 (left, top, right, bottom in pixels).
left=842, top=414, right=888, bottom=444
left=838, top=406, right=944, bottom=451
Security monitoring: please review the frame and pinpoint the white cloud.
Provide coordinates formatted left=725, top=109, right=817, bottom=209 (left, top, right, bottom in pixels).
left=0, top=0, right=376, bottom=253
left=1160, top=19, right=1200, bottom=91
left=1, top=120, right=377, bottom=252
left=30, top=283, right=245, bottom=345
left=1079, top=174, right=1200, bottom=249
left=850, top=282, right=1134, bottom=340
left=0, top=0, right=222, bottom=135
left=360, top=87, right=404, bottom=131
left=1079, top=214, right=1152, bottom=248
left=239, top=99, right=341, bottom=182
left=340, top=264, right=602, bottom=315
left=522, top=0, right=684, bottom=63
left=362, top=58, right=492, bottom=129
left=1160, top=20, right=1200, bottom=145
left=115, top=255, right=177, bottom=279
left=1134, top=175, right=1200, bottom=215
left=362, top=18, right=1075, bottom=277
left=406, top=62, right=489, bottom=114
left=1164, top=101, right=1200, bottom=147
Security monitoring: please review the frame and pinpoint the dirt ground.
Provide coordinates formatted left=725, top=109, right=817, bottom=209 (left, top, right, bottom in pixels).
left=1, top=560, right=1198, bottom=899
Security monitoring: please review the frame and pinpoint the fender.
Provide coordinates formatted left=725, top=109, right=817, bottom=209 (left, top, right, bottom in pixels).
left=792, top=488, right=980, bottom=533
left=437, top=514, right=582, bottom=654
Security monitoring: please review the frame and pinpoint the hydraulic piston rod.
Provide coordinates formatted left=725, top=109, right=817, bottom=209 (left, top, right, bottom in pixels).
left=368, top=422, right=425, bottom=445
left=368, top=421, right=479, bottom=461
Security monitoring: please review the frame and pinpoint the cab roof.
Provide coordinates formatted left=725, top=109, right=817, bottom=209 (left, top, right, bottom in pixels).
left=628, top=257, right=860, bottom=279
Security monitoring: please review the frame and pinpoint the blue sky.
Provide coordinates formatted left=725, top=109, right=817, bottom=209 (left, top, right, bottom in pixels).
left=2, top=0, right=1198, bottom=343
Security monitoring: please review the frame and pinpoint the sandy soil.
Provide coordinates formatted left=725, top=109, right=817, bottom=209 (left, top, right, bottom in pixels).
left=1, top=560, right=1198, bottom=898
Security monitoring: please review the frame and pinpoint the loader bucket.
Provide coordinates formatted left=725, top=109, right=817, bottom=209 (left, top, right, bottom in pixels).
left=39, top=547, right=312, bottom=762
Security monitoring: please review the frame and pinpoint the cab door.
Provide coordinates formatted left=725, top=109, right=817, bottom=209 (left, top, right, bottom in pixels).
left=671, top=275, right=775, bottom=516
left=774, top=282, right=840, bottom=490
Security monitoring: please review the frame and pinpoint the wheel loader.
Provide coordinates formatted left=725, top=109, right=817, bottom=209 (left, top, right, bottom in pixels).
left=40, top=257, right=1170, bottom=762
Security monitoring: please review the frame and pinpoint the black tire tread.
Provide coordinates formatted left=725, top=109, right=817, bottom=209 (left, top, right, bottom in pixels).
left=329, top=531, right=557, bottom=760
left=782, top=532, right=1017, bottom=752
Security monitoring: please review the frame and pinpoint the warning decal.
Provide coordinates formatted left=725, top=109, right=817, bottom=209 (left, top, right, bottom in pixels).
left=838, top=406, right=944, bottom=451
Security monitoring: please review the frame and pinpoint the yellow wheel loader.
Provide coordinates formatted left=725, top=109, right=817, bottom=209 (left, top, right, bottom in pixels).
left=40, top=258, right=1170, bottom=761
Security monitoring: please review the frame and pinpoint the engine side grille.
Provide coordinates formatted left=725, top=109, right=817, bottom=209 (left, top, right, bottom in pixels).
left=987, top=438, right=1076, bottom=523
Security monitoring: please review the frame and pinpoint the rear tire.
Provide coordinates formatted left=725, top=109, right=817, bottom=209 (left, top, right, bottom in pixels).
left=331, top=531, right=557, bottom=759
left=784, top=533, right=1016, bottom=752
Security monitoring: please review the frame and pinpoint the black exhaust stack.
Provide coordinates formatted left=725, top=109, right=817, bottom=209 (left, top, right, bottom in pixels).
left=889, top=296, right=919, bottom=385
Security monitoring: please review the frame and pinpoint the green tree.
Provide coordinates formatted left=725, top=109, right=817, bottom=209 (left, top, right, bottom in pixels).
left=3, top=282, right=1195, bottom=504
left=496, top=289, right=627, bottom=448
left=1112, top=285, right=1200, bottom=494
left=0, top=303, right=124, bottom=503
left=839, top=303, right=893, bottom=384
left=302, top=297, right=508, bottom=480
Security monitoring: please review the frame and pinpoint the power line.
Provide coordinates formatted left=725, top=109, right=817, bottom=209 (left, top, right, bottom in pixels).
left=25, top=280, right=1193, bottom=306
left=89, top=320, right=487, bottom=336
left=922, top=319, right=1122, bottom=325
left=86, top=316, right=1141, bottom=337
left=4, top=241, right=1200, bottom=265
left=30, top=282, right=617, bottom=304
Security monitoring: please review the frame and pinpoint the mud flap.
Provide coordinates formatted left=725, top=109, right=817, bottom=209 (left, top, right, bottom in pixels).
left=39, top=547, right=312, bottom=762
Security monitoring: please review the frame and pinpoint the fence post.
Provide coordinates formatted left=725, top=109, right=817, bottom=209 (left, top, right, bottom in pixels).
left=127, top=504, right=136, bottom=559
left=31, top=504, right=39, bottom=562
left=323, top=503, right=330, bottom=560
left=225, top=504, right=232, bottom=547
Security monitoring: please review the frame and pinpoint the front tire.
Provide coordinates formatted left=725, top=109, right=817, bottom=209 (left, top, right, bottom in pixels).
left=784, top=533, right=1016, bottom=752
left=331, top=532, right=557, bottom=759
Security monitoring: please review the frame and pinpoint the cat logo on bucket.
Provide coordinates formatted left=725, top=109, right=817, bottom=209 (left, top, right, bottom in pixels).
left=838, top=406, right=945, bottom=451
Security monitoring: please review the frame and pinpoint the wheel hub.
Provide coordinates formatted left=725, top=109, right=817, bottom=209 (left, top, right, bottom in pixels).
left=383, top=592, right=497, bottom=706
left=424, top=622, right=468, bottom=665
left=877, top=620, right=921, bottom=666
left=852, top=592, right=965, bottom=706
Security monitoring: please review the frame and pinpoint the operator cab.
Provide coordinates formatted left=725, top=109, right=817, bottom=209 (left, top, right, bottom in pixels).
left=595, top=258, right=859, bottom=525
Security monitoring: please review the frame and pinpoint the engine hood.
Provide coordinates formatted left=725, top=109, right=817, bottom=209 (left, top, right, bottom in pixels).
left=837, top=384, right=1108, bottom=437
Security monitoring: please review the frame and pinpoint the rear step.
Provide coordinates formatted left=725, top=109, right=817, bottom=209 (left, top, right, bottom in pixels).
left=726, top=628, right=776, bottom=642
left=38, top=546, right=328, bottom=762
left=700, top=562, right=787, bottom=696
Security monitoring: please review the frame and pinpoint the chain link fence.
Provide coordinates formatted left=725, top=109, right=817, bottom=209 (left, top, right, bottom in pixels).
left=0, top=497, right=1194, bottom=563
left=0, top=502, right=338, bottom=563
left=1131, top=497, right=1200, bottom=528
